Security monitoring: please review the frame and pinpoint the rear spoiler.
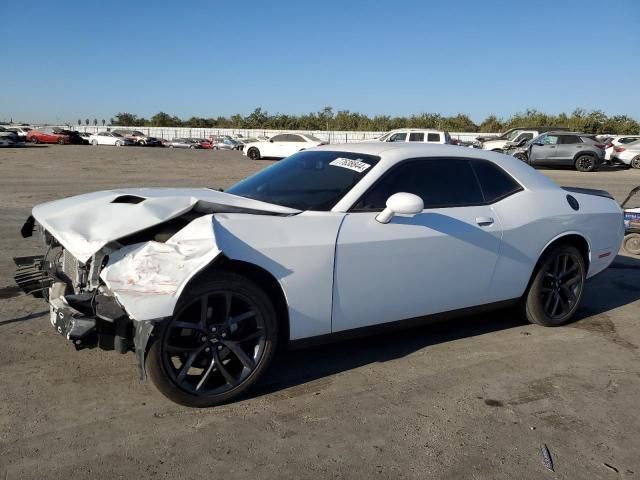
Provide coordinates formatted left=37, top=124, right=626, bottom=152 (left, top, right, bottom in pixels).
left=620, top=186, right=640, bottom=209
left=562, top=187, right=614, bottom=200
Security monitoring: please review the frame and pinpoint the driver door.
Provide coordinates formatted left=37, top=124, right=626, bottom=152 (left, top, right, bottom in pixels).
left=529, top=134, right=560, bottom=165
left=332, top=158, right=503, bottom=332
left=266, top=134, right=288, bottom=157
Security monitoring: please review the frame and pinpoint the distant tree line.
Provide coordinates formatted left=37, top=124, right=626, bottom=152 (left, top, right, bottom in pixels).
left=109, top=107, right=640, bottom=134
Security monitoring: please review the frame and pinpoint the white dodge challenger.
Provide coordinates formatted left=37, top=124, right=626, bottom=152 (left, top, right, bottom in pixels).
left=15, top=143, right=624, bottom=406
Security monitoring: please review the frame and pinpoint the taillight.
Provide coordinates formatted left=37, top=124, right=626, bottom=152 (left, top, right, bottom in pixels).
left=594, top=144, right=605, bottom=149
left=614, top=146, right=625, bottom=153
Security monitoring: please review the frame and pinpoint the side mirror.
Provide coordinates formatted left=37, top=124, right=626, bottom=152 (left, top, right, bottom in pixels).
left=376, top=193, right=424, bottom=224
left=269, top=139, right=274, bottom=143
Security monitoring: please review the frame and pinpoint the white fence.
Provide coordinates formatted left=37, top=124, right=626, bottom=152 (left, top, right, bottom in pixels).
left=63, top=125, right=486, bottom=143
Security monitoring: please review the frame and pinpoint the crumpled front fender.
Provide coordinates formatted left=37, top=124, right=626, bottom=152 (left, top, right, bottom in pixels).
left=100, top=215, right=222, bottom=321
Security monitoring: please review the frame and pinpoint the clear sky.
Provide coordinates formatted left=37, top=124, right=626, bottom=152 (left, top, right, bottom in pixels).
left=1, top=0, right=638, bottom=124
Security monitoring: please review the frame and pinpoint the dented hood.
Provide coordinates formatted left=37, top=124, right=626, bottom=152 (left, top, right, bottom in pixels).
left=32, top=187, right=300, bottom=262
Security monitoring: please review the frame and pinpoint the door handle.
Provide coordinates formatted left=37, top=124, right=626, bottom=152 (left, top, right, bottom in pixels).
left=476, top=217, right=494, bottom=227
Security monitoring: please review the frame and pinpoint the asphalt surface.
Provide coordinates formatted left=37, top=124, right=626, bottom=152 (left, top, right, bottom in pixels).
left=0, top=145, right=639, bottom=479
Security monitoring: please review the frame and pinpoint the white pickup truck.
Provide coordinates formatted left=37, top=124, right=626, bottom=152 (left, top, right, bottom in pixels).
left=481, top=129, right=539, bottom=152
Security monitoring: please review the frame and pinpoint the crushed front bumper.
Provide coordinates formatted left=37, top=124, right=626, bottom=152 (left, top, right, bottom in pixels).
left=13, top=255, right=132, bottom=352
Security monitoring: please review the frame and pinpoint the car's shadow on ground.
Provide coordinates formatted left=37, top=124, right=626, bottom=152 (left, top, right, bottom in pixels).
left=252, top=254, right=640, bottom=399
left=253, top=308, right=528, bottom=399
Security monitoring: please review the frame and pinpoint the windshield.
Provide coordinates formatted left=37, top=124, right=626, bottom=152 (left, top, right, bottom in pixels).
left=506, top=130, right=522, bottom=141
left=226, top=150, right=380, bottom=211
left=305, top=134, right=323, bottom=142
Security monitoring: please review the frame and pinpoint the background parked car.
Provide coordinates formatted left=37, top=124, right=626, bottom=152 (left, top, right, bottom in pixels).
left=209, top=135, right=243, bottom=150
left=168, top=138, right=201, bottom=149
left=89, top=131, right=134, bottom=146
left=604, top=135, right=640, bottom=162
left=476, top=126, right=568, bottom=143
left=374, top=129, right=452, bottom=144
left=243, top=133, right=326, bottom=160
left=112, top=129, right=163, bottom=146
left=0, top=128, right=22, bottom=147
left=481, top=129, right=539, bottom=152
left=26, top=127, right=70, bottom=144
left=5, top=126, right=32, bottom=138
left=514, top=132, right=606, bottom=172
left=58, top=129, right=89, bottom=145
left=78, top=132, right=92, bottom=144
left=609, top=140, right=640, bottom=169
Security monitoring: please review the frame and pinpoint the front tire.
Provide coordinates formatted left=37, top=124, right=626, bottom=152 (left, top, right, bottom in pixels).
left=91, top=140, right=98, bottom=146
left=514, top=153, right=528, bottom=163
left=146, top=272, right=278, bottom=407
left=575, top=155, right=596, bottom=172
left=58, top=137, right=65, bottom=145
left=630, top=156, right=640, bottom=169
left=522, top=244, right=586, bottom=327
left=247, top=147, right=260, bottom=160
left=31, top=137, right=39, bottom=144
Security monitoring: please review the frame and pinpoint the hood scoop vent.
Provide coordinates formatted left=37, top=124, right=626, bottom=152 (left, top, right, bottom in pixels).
left=111, top=195, right=146, bottom=204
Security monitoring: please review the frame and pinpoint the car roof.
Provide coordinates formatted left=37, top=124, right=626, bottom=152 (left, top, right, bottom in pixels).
left=386, top=128, right=445, bottom=133
left=544, top=131, right=590, bottom=135
left=313, top=142, right=559, bottom=190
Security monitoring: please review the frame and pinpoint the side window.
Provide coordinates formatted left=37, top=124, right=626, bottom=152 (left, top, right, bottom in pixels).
left=515, top=133, right=534, bottom=142
left=542, top=135, right=559, bottom=145
left=354, top=158, right=484, bottom=210
left=388, top=132, right=407, bottom=142
left=409, top=132, right=424, bottom=142
left=270, top=134, right=287, bottom=142
left=559, top=135, right=582, bottom=144
left=427, top=133, right=441, bottom=142
left=288, top=134, right=305, bottom=142
left=471, top=161, right=522, bottom=203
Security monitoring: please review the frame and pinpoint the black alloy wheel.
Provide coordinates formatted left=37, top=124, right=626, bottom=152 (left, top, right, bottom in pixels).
left=523, top=244, right=585, bottom=327
left=631, top=156, right=640, bottom=169
left=575, top=155, right=595, bottom=172
left=247, top=147, right=260, bottom=160
left=147, top=273, right=278, bottom=407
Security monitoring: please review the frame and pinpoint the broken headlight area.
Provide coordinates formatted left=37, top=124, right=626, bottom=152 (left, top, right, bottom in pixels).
left=14, top=224, right=136, bottom=355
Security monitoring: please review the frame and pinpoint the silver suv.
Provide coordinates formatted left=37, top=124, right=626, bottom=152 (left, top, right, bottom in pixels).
left=515, top=131, right=606, bottom=172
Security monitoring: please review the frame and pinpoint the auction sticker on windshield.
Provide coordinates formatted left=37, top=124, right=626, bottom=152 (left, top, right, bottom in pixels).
left=329, top=157, right=372, bottom=173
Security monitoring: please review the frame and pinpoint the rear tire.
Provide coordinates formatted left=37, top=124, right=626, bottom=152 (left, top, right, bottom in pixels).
left=630, top=156, right=640, bottom=169
left=115, top=140, right=122, bottom=147
left=58, top=137, right=65, bottom=145
left=575, top=155, right=596, bottom=172
left=623, top=233, right=640, bottom=256
left=146, top=272, right=278, bottom=407
left=31, top=137, right=39, bottom=144
left=247, top=147, right=260, bottom=160
left=522, top=244, right=586, bottom=327
left=91, top=140, right=98, bottom=146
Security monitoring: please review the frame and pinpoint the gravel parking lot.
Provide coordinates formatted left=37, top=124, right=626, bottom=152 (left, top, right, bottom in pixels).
left=1, top=145, right=639, bottom=479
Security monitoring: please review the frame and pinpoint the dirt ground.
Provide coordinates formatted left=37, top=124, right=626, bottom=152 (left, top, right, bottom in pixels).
left=1, top=145, right=639, bottom=479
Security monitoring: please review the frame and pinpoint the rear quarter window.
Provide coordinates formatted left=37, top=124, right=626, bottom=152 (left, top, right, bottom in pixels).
left=471, top=160, right=522, bottom=203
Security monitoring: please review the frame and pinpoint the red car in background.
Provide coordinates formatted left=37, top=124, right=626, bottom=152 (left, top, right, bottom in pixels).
left=26, top=127, right=71, bottom=145
left=198, top=138, right=214, bottom=149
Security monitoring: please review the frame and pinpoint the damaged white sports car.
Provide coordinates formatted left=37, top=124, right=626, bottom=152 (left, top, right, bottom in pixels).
left=15, top=143, right=624, bottom=406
